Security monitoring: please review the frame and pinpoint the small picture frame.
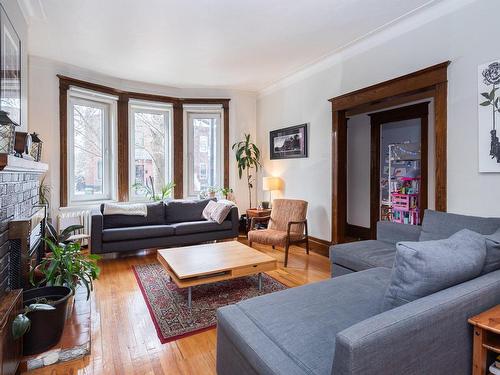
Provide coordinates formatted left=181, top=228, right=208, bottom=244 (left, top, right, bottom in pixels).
left=270, top=123, right=308, bottom=160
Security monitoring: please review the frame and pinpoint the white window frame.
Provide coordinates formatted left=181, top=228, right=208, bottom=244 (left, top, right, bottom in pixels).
left=128, top=100, right=173, bottom=201
left=183, top=105, right=224, bottom=198
left=67, top=88, right=118, bottom=206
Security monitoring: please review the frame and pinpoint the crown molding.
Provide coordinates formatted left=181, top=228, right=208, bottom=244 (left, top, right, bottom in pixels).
left=258, top=0, right=477, bottom=98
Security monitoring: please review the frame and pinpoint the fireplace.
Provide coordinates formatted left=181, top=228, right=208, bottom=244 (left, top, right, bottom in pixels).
left=0, top=171, right=43, bottom=295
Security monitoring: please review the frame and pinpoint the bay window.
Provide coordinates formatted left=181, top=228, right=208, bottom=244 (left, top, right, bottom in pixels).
left=67, top=89, right=117, bottom=204
left=184, top=106, right=223, bottom=198
left=129, top=101, right=172, bottom=200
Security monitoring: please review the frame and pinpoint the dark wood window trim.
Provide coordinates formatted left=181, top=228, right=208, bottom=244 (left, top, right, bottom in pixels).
left=328, top=61, right=450, bottom=244
left=58, top=75, right=230, bottom=206
left=369, top=102, right=429, bottom=239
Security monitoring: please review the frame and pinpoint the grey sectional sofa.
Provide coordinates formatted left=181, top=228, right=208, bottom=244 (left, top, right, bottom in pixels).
left=330, top=209, right=500, bottom=277
left=216, top=210, right=500, bottom=375
left=90, top=199, right=239, bottom=254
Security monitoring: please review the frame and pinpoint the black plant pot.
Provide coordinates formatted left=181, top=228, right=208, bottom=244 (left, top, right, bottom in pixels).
left=22, top=286, right=72, bottom=356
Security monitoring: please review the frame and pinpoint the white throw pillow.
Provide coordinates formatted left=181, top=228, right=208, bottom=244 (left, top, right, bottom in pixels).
left=103, top=202, right=147, bottom=216
left=202, top=200, right=218, bottom=220
left=210, top=202, right=234, bottom=224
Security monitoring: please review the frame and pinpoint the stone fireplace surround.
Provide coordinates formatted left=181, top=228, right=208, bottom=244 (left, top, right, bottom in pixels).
left=0, top=171, right=42, bottom=295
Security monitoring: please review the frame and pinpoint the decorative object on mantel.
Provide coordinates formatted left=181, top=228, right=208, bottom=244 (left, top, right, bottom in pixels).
left=232, top=133, right=261, bottom=208
left=0, top=109, right=19, bottom=154
left=0, top=3, right=21, bottom=126
left=262, top=176, right=282, bottom=208
left=30, top=133, right=43, bottom=161
left=478, top=60, right=500, bottom=172
left=270, top=123, right=308, bottom=159
left=14, top=131, right=33, bottom=159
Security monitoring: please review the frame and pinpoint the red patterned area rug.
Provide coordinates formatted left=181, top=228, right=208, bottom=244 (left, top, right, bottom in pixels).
left=133, top=263, right=287, bottom=343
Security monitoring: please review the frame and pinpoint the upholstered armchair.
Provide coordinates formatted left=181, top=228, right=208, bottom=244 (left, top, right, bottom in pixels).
left=248, top=199, right=309, bottom=267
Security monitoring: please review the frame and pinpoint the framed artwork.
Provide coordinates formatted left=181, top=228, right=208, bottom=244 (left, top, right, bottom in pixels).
left=270, top=123, right=308, bottom=159
left=0, top=4, right=21, bottom=126
left=478, top=60, right=500, bottom=172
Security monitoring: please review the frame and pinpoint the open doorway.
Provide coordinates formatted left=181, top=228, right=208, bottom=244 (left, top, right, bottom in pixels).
left=346, top=102, right=430, bottom=240
left=369, top=102, right=429, bottom=239
left=329, top=62, right=449, bottom=244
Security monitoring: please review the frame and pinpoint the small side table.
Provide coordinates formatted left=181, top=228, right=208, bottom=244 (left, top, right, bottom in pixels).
left=246, top=208, right=272, bottom=233
left=468, top=305, right=500, bottom=375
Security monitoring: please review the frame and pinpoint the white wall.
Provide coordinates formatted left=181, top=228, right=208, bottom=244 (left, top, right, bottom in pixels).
left=0, top=0, right=28, bottom=130
left=257, top=0, right=500, bottom=241
left=28, top=56, right=257, bottom=214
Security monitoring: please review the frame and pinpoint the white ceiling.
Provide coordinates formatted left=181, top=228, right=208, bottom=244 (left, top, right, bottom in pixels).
left=20, top=0, right=438, bottom=91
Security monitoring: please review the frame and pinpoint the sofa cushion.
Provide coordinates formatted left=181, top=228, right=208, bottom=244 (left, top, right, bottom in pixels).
left=164, top=199, right=214, bottom=223
left=329, top=240, right=396, bottom=272
left=102, top=225, right=174, bottom=242
left=482, top=228, right=500, bottom=275
left=419, top=209, right=500, bottom=241
left=218, top=267, right=392, bottom=375
left=101, top=202, right=165, bottom=229
left=382, top=229, right=487, bottom=311
left=171, top=220, right=232, bottom=235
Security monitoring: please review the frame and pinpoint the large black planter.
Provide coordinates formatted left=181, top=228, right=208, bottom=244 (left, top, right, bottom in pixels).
left=22, top=286, right=72, bottom=356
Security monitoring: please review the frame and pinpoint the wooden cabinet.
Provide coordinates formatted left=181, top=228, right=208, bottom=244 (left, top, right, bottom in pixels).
left=0, top=290, right=22, bottom=375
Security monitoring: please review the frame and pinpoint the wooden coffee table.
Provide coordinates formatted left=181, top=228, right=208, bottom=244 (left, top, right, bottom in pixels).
left=157, top=241, right=277, bottom=308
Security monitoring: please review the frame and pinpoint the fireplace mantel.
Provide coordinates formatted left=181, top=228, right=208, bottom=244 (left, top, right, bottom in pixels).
left=0, top=154, right=48, bottom=174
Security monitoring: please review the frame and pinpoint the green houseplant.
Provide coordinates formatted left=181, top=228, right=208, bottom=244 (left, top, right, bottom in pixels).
left=32, top=239, right=101, bottom=301
left=232, top=134, right=261, bottom=208
left=219, top=187, right=233, bottom=200
left=12, top=303, right=55, bottom=340
left=133, top=176, right=175, bottom=201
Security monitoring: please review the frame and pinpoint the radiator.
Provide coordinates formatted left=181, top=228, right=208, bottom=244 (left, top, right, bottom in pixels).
left=57, top=208, right=92, bottom=247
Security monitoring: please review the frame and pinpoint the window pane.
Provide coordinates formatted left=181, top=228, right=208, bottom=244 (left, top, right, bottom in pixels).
left=132, top=110, right=168, bottom=197
left=187, top=113, right=221, bottom=197
left=72, top=103, right=104, bottom=197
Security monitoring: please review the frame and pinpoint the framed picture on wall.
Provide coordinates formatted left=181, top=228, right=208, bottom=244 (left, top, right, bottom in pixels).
left=478, top=59, right=500, bottom=172
left=270, top=123, right=308, bottom=159
left=0, top=4, right=21, bottom=126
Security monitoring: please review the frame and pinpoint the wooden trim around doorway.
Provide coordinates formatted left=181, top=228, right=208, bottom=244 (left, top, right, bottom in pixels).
left=329, top=61, right=450, bottom=244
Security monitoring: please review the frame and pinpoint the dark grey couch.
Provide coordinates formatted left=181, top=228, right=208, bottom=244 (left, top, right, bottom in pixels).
left=90, top=199, right=239, bottom=254
left=216, top=210, right=500, bottom=374
left=330, top=209, right=500, bottom=277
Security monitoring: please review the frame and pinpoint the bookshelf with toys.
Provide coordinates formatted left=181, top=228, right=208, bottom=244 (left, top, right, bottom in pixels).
left=381, top=142, right=421, bottom=225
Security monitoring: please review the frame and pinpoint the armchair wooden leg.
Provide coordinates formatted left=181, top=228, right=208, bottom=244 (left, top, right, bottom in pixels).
left=249, top=241, right=253, bottom=248
left=272, top=245, right=275, bottom=249
left=304, top=220, right=310, bottom=255
left=284, top=242, right=290, bottom=267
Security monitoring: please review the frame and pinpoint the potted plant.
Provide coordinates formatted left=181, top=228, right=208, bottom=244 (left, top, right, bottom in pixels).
left=132, top=176, right=175, bottom=201
left=219, top=187, right=233, bottom=200
left=207, top=186, right=218, bottom=199
left=12, top=286, right=72, bottom=355
left=232, top=134, right=261, bottom=208
left=32, top=239, right=100, bottom=317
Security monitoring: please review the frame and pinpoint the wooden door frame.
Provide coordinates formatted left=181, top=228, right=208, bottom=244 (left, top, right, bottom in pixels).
left=368, top=102, right=429, bottom=239
left=329, top=61, right=450, bottom=244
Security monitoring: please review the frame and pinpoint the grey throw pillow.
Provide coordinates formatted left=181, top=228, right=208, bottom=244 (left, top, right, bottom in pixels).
left=382, top=229, right=487, bottom=311
left=481, top=227, right=500, bottom=275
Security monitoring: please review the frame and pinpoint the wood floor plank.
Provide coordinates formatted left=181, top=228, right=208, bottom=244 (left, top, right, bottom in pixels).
left=23, top=241, right=330, bottom=375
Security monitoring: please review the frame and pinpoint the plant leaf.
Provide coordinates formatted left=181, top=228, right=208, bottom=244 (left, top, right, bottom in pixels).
left=28, top=303, right=55, bottom=312
left=481, top=101, right=492, bottom=106
left=12, top=314, right=30, bottom=340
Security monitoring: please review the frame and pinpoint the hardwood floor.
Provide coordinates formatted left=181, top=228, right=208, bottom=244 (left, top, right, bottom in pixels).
left=25, top=240, right=330, bottom=375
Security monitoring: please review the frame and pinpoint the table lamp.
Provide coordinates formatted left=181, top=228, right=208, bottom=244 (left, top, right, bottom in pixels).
left=262, top=176, right=282, bottom=207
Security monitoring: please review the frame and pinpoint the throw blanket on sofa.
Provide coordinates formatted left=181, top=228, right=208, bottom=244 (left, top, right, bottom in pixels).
left=103, top=202, right=148, bottom=216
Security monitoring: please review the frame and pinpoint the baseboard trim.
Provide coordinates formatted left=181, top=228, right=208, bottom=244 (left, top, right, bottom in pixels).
left=346, top=224, right=371, bottom=240
left=297, top=236, right=330, bottom=258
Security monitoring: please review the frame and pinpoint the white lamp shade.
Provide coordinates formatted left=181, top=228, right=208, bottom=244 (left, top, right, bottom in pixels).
left=262, top=176, right=282, bottom=191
